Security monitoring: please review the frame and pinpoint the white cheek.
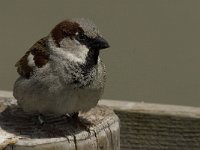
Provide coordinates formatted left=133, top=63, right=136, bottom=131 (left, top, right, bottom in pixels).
left=27, top=53, right=35, bottom=67
left=66, top=44, right=89, bottom=63
left=77, top=45, right=89, bottom=60
left=49, top=36, right=89, bottom=64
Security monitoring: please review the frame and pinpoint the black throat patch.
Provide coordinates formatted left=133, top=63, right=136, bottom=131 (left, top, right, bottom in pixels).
left=80, top=49, right=99, bottom=76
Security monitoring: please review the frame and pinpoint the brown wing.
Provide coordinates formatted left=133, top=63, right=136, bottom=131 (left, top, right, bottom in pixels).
left=15, top=37, right=50, bottom=78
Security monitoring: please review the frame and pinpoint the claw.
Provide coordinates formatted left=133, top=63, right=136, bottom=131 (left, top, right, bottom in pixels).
left=38, top=114, right=45, bottom=125
left=70, top=112, right=92, bottom=133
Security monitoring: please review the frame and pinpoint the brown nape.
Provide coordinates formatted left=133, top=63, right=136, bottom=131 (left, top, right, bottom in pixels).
left=51, top=20, right=83, bottom=47
left=15, top=37, right=49, bottom=78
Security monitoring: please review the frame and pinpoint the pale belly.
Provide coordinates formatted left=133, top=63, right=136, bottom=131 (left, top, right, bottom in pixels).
left=13, top=59, right=106, bottom=115
left=13, top=76, right=104, bottom=115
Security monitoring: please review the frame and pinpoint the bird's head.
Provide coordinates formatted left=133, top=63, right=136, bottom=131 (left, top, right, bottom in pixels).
left=49, top=18, right=109, bottom=64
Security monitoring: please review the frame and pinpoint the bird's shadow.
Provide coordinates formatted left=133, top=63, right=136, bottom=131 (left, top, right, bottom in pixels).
left=0, top=105, right=92, bottom=139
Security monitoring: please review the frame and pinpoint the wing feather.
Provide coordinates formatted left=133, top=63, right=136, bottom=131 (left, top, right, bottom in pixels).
left=15, top=37, right=49, bottom=78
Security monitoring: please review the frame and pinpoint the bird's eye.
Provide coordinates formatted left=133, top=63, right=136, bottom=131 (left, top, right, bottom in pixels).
left=77, top=33, right=86, bottom=41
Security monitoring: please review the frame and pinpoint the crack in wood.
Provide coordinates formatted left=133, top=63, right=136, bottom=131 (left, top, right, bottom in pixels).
left=65, top=135, right=70, bottom=143
left=107, top=123, right=114, bottom=150
left=73, top=135, right=78, bottom=150
left=93, top=130, right=99, bottom=150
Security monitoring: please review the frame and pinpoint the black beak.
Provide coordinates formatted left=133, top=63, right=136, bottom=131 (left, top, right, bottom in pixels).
left=90, top=36, right=110, bottom=50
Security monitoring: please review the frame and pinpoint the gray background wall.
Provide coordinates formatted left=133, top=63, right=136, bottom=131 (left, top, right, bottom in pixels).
left=0, top=0, right=200, bottom=106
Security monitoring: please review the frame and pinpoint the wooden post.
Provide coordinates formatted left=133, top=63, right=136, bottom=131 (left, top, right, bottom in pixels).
left=0, top=91, right=120, bottom=150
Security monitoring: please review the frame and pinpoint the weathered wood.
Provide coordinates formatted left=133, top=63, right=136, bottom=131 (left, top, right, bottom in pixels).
left=3, top=90, right=200, bottom=150
left=99, top=100, right=200, bottom=150
left=0, top=91, right=120, bottom=150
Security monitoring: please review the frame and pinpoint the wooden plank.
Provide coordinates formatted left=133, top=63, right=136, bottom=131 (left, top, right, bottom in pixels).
left=99, top=99, right=200, bottom=118
left=0, top=91, right=13, bottom=98
left=99, top=100, right=200, bottom=150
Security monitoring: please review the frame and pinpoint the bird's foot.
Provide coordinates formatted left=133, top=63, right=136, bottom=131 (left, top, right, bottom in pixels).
left=37, top=114, right=46, bottom=125
left=70, top=112, right=92, bottom=133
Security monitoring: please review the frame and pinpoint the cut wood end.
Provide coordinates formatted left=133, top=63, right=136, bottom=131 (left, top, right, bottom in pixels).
left=0, top=97, right=120, bottom=150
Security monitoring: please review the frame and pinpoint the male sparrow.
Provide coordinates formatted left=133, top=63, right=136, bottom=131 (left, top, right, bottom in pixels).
left=13, top=18, right=109, bottom=121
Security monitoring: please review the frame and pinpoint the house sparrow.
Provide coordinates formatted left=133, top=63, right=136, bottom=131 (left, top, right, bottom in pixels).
left=13, top=18, right=109, bottom=121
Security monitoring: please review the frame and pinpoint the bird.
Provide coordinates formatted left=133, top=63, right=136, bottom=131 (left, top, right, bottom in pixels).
left=13, top=18, right=109, bottom=124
